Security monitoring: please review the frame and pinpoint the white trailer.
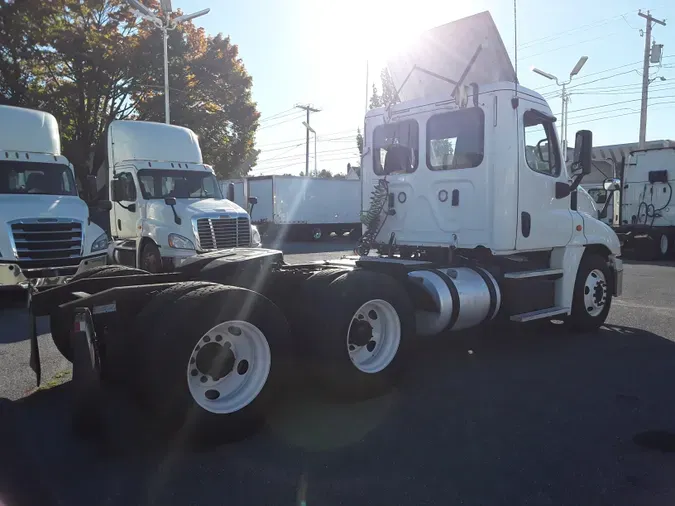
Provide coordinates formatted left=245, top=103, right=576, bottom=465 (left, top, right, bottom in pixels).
left=0, top=105, right=109, bottom=307
left=604, top=146, right=675, bottom=259
left=246, top=175, right=361, bottom=240
left=219, top=178, right=247, bottom=209
left=25, top=11, right=622, bottom=446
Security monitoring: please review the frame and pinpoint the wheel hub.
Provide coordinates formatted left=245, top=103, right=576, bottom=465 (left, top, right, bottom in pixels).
left=195, top=342, right=235, bottom=381
left=593, top=280, right=606, bottom=306
left=349, top=318, right=373, bottom=347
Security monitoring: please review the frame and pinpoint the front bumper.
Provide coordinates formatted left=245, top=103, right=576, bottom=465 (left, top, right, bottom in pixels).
left=0, top=254, right=107, bottom=288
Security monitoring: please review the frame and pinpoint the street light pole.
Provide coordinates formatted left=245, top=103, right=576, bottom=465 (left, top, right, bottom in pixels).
left=162, top=25, right=170, bottom=124
left=125, top=0, right=210, bottom=125
left=532, top=56, right=588, bottom=159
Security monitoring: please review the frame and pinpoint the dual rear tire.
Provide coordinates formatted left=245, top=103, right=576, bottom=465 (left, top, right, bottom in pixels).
left=132, top=283, right=293, bottom=444
left=298, top=269, right=416, bottom=400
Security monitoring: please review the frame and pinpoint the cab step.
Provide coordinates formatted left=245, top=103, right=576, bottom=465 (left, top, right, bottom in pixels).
left=504, top=268, right=563, bottom=279
left=510, top=306, right=569, bottom=322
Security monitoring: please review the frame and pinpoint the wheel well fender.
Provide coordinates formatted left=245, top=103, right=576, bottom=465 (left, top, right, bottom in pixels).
left=583, top=243, right=612, bottom=261
left=137, top=236, right=158, bottom=266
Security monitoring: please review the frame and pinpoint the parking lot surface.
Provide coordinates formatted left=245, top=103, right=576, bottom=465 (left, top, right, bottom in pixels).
left=2, top=240, right=675, bottom=506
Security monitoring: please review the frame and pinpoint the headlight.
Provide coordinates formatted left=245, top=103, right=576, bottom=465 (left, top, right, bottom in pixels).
left=91, top=233, right=109, bottom=252
left=168, top=233, right=195, bottom=250
left=251, top=225, right=262, bottom=247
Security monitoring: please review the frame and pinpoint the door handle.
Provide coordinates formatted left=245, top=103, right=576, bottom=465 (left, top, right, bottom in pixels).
left=521, top=212, right=531, bottom=237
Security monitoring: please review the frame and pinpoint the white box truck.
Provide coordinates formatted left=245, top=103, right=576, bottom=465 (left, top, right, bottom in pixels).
left=22, top=12, right=622, bottom=445
left=602, top=146, right=675, bottom=259
left=0, top=105, right=109, bottom=306
left=245, top=175, right=361, bottom=240
left=93, top=120, right=262, bottom=273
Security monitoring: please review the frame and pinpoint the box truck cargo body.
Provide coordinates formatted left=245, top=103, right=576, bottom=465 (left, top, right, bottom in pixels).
left=244, top=175, right=361, bottom=240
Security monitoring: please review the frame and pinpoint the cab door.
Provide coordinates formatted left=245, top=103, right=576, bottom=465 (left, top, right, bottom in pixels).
left=111, top=170, right=139, bottom=239
left=516, top=107, right=574, bottom=250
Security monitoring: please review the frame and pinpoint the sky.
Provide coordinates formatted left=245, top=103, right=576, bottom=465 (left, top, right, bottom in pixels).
left=173, top=0, right=675, bottom=177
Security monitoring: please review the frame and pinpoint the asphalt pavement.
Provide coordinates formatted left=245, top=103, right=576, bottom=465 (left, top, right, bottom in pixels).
left=2, top=240, right=675, bottom=506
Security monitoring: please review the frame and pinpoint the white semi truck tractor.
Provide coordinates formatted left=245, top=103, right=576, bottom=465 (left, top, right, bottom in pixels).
left=27, top=11, right=622, bottom=445
left=0, top=105, right=109, bottom=308
left=95, top=120, right=262, bottom=273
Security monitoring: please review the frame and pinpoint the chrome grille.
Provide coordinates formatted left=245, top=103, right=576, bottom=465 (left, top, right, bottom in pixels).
left=10, top=220, right=83, bottom=263
left=196, top=217, right=251, bottom=250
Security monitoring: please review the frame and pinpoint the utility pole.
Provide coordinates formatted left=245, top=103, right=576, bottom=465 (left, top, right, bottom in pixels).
left=638, top=10, right=666, bottom=148
left=295, top=104, right=320, bottom=176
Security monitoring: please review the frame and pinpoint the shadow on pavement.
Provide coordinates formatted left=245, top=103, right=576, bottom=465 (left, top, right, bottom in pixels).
left=0, top=309, right=50, bottom=345
left=4, top=323, right=675, bottom=506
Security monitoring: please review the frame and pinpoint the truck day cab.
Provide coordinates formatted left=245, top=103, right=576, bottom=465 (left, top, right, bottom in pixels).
left=26, top=12, right=622, bottom=445
left=97, top=120, right=261, bottom=272
left=0, top=105, right=109, bottom=304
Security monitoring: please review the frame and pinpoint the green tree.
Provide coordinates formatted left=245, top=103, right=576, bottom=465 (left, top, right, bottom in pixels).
left=379, top=68, right=400, bottom=107
left=356, top=127, right=363, bottom=156
left=369, top=83, right=382, bottom=109
left=432, top=138, right=454, bottom=162
left=315, top=169, right=333, bottom=179
left=0, top=0, right=259, bottom=183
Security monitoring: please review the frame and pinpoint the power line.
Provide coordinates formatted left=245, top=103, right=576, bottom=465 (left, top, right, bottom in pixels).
left=533, top=60, right=643, bottom=92
left=567, top=101, right=675, bottom=127
left=259, top=108, right=295, bottom=123
left=257, top=111, right=306, bottom=131
left=256, top=146, right=358, bottom=165
left=517, top=12, right=631, bottom=50
left=566, top=93, right=675, bottom=116
left=256, top=143, right=305, bottom=164
left=255, top=128, right=357, bottom=149
left=520, top=32, right=623, bottom=62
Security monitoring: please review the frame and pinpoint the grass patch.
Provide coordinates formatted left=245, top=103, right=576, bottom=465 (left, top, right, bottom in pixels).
left=34, top=369, right=72, bottom=393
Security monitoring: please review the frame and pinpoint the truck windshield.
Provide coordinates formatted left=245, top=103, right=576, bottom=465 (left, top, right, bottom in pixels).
left=0, top=160, right=77, bottom=196
left=137, top=169, right=222, bottom=200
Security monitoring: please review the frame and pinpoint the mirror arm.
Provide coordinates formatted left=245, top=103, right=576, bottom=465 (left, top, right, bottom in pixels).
left=169, top=204, right=181, bottom=225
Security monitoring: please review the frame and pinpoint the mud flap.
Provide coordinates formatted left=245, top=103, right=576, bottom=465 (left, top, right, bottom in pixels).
left=27, top=290, right=41, bottom=386
left=71, top=308, right=104, bottom=438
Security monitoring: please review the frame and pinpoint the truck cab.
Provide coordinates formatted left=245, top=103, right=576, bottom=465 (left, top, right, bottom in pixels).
left=357, top=10, right=622, bottom=327
left=0, top=105, right=108, bottom=299
left=362, top=84, right=620, bottom=255
left=102, top=120, right=261, bottom=272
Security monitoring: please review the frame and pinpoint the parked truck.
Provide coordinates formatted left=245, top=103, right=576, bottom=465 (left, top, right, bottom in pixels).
left=92, top=120, right=262, bottom=273
left=602, top=146, right=675, bottom=259
left=0, top=105, right=110, bottom=306
left=24, top=11, right=622, bottom=445
left=236, top=175, right=362, bottom=241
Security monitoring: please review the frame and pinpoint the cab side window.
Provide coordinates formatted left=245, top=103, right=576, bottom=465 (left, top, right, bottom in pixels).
left=117, top=172, right=137, bottom=201
left=523, top=111, right=561, bottom=177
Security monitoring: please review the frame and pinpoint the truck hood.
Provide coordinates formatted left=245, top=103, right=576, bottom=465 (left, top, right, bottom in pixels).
left=145, top=198, right=248, bottom=223
left=0, top=194, right=89, bottom=221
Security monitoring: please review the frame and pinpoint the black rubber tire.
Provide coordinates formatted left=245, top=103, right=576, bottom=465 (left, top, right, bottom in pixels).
left=140, top=241, right=162, bottom=273
left=104, top=281, right=218, bottom=384
left=656, top=232, right=672, bottom=260
left=134, top=284, right=292, bottom=444
left=302, top=269, right=415, bottom=400
left=568, top=253, right=613, bottom=332
left=50, top=265, right=148, bottom=362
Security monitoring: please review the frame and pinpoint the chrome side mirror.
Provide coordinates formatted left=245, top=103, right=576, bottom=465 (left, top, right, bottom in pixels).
left=603, top=178, right=621, bottom=192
